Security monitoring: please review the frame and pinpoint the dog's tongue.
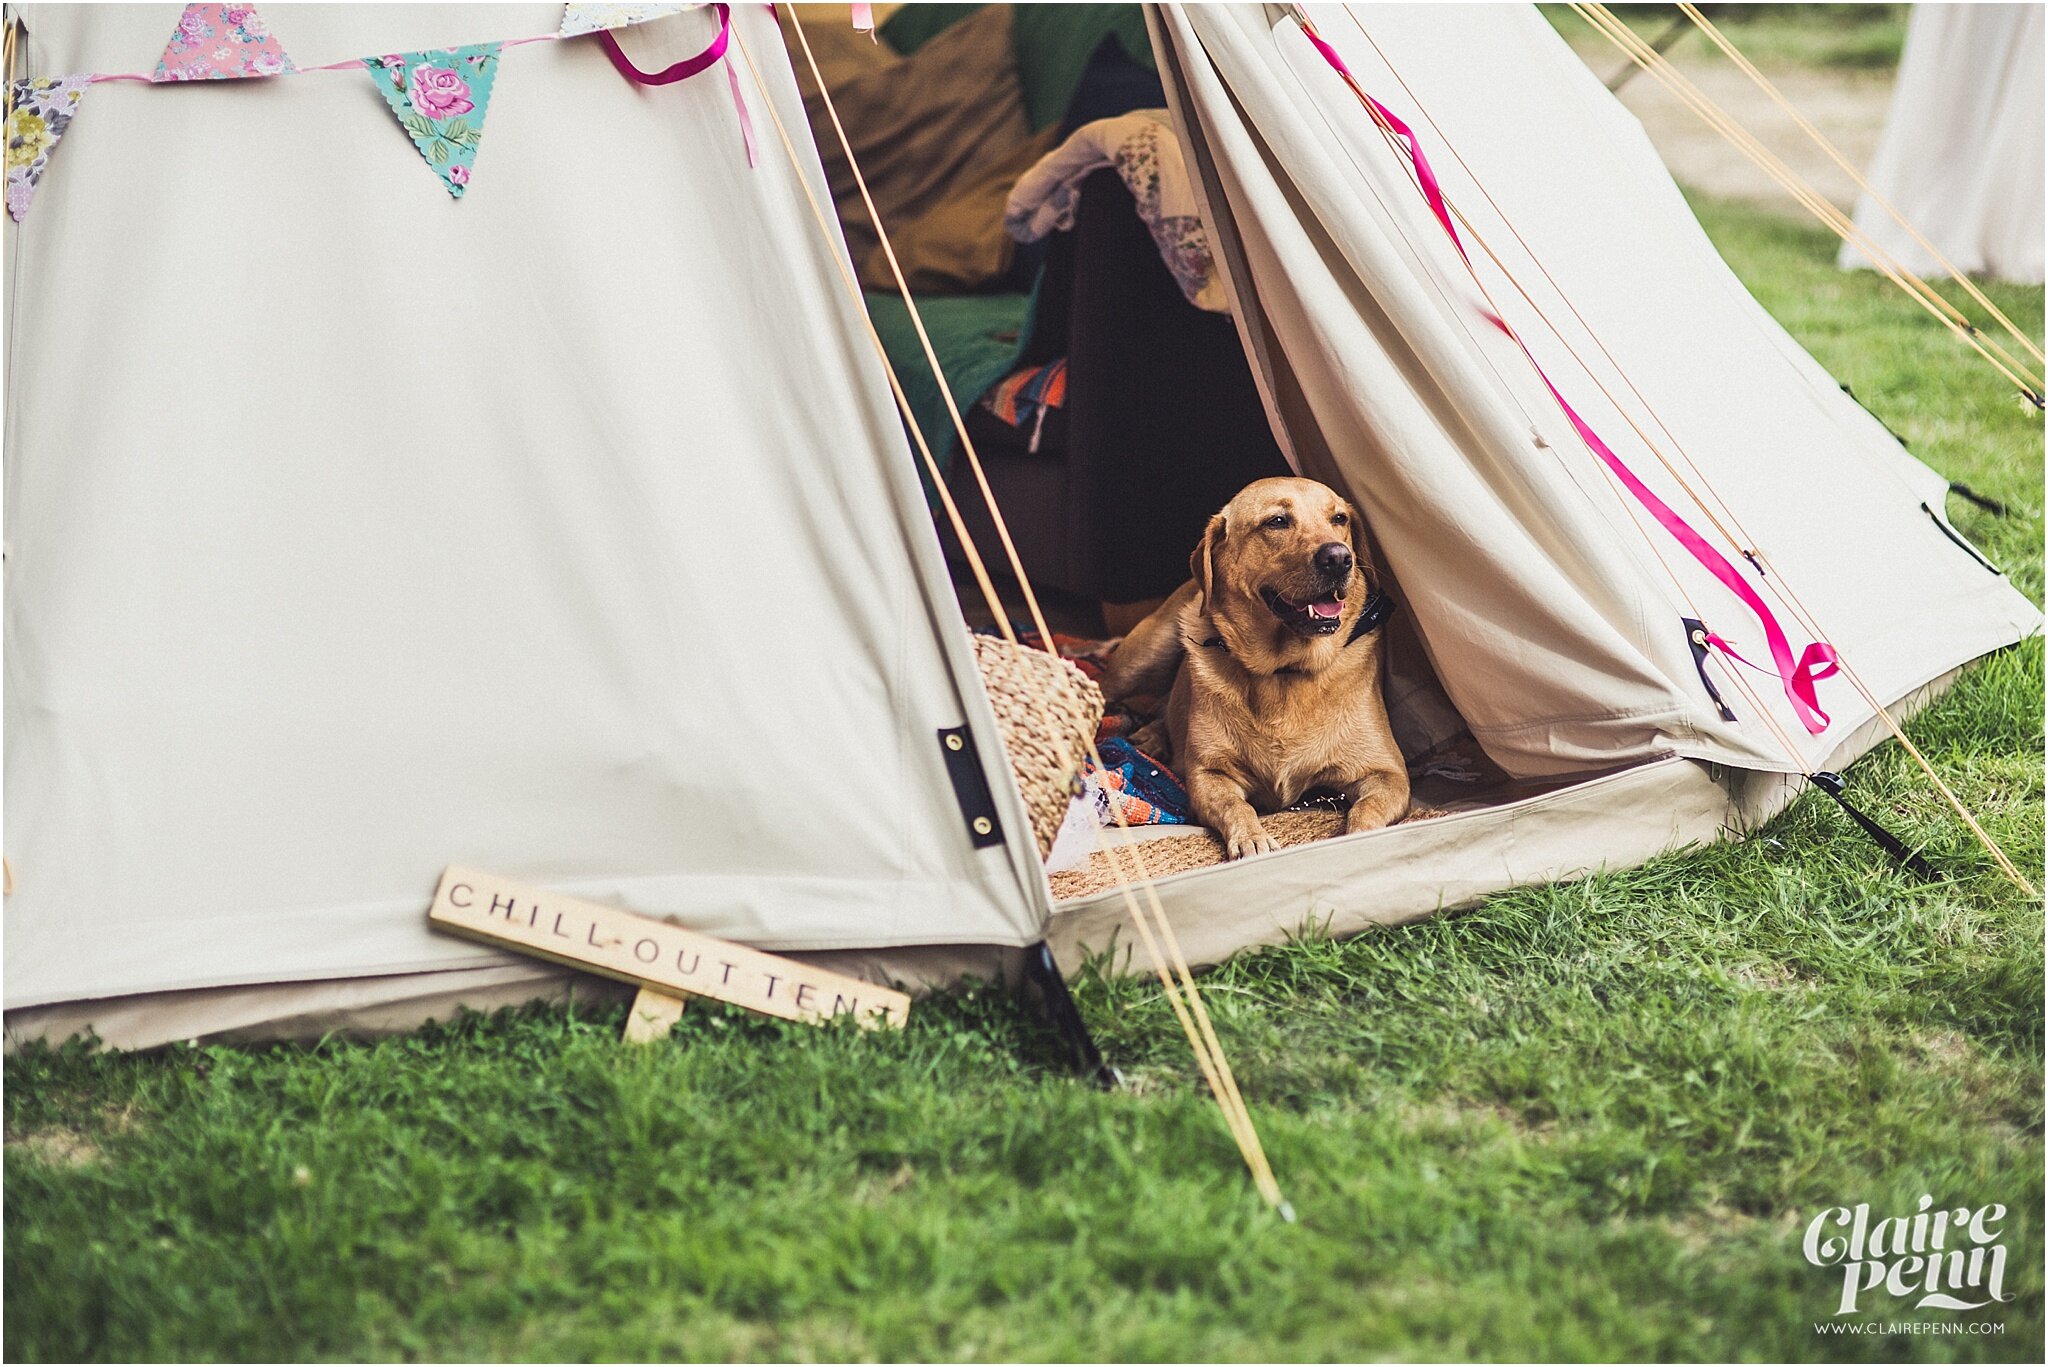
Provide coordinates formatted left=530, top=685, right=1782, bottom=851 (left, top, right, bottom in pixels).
left=1308, top=597, right=1343, bottom=620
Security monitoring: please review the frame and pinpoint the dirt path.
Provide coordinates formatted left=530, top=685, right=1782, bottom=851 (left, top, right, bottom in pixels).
left=1564, top=35, right=1896, bottom=212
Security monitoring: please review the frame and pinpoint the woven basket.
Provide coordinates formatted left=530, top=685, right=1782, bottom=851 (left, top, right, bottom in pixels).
left=970, top=634, right=1105, bottom=859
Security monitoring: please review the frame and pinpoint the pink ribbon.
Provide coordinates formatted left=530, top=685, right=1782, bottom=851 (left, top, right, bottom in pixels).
left=597, top=3, right=756, bottom=166
left=596, top=3, right=731, bottom=83
left=851, top=4, right=875, bottom=37
left=1301, top=21, right=1837, bottom=734
left=1707, top=630, right=1839, bottom=709
left=1527, top=355, right=1840, bottom=731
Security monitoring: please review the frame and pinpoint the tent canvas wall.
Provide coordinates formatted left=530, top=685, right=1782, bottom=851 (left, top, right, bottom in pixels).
left=4, top=3, right=2037, bottom=1051
left=3, top=2, right=1046, bottom=1038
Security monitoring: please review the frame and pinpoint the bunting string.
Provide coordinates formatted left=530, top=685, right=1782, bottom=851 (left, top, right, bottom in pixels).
left=3, top=2, right=743, bottom=219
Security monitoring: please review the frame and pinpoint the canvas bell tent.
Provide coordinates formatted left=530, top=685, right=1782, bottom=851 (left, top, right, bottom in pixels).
left=3, top=3, right=2037, bottom=1052
left=1839, top=1, right=2045, bottom=286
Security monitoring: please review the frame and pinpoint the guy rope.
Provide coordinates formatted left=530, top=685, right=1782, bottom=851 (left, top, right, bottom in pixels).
left=1674, top=2, right=2044, bottom=373
left=1567, top=1, right=2044, bottom=408
left=732, top=14, right=1293, bottom=1217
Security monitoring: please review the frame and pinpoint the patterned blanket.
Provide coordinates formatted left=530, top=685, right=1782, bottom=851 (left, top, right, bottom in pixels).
left=1084, top=736, right=1191, bottom=827
left=979, top=358, right=1069, bottom=454
left=1003, top=110, right=1226, bottom=314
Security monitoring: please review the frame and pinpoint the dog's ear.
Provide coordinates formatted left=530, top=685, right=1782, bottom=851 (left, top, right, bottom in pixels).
left=1191, top=513, right=1227, bottom=607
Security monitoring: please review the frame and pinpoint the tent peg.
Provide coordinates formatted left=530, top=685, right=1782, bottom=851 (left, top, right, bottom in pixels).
left=1020, top=943, right=1121, bottom=1090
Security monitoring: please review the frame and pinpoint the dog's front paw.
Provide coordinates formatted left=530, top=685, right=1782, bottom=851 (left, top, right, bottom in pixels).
left=1343, top=774, right=1410, bottom=835
left=1222, top=818, right=1279, bottom=861
left=1344, top=802, right=1397, bottom=836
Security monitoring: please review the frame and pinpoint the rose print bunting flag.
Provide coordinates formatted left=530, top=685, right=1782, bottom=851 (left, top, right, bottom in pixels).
left=559, top=5, right=702, bottom=38
left=6, top=76, right=89, bottom=222
left=365, top=44, right=501, bottom=198
left=154, top=4, right=296, bottom=81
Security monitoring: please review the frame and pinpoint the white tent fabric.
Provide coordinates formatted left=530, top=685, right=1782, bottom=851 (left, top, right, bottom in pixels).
left=2, top=3, right=1047, bottom=1014
left=1839, top=2, right=2045, bottom=286
left=1151, top=2, right=2036, bottom=777
left=4, top=4, right=2036, bottom=1048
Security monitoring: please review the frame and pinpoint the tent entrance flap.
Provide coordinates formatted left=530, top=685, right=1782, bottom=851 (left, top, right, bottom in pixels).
left=1146, top=2, right=2037, bottom=782
left=774, top=0, right=2033, bottom=887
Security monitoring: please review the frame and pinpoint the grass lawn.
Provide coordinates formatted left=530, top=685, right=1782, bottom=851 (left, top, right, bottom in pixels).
left=1541, top=5, right=1910, bottom=72
left=6, top=198, right=2042, bottom=1362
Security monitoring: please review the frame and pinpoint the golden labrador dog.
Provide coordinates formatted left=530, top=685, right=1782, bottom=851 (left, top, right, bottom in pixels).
left=1100, top=477, right=1408, bottom=859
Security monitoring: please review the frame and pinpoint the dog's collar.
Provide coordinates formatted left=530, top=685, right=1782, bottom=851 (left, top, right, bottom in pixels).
left=1346, top=588, right=1396, bottom=644
left=1198, top=589, right=1395, bottom=668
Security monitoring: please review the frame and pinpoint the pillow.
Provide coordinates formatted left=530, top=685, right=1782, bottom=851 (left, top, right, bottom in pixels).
left=781, top=5, right=1036, bottom=268
left=975, top=357, right=1069, bottom=456
left=880, top=3, right=1159, bottom=132
left=859, top=125, right=1061, bottom=293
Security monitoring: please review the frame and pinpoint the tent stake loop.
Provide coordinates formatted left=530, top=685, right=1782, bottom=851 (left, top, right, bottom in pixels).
left=1021, top=943, right=1121, bottom=1090
left=1810, top=772, right=1939, bottom=881
left=1683, top=619, right=1738, bottom=723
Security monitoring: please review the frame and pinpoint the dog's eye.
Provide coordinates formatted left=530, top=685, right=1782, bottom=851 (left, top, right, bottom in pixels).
left=1331, top=512, right=1349, bottom=527
left=1265, top=513, right=1292, bottom=530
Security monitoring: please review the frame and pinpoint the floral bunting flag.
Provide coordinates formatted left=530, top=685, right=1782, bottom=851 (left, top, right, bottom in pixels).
left=366, top=45, right=501, bottom=198
left=559, top=4, right=701, bottom=38
left=154, top=4, right=296, bottom=82
left=6, top=76, right=90, bottom=222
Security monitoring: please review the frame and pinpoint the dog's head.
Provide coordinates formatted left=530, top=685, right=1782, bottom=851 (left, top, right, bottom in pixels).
left=1192, top=477, right=1372, bottom=651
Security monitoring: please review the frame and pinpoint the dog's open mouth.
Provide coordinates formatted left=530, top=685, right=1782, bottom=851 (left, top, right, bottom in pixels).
left=1260, top=586, right=1346, bottom=636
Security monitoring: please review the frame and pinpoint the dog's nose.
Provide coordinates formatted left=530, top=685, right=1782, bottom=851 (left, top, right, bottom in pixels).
left=1314, top=542, right=1353, bottom=578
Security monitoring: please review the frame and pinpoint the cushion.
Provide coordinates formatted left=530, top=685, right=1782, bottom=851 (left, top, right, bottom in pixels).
left=781, top=5, right=1035, bottom=268
left=879, top=3, right=1157, bottom=131
left=858, top=125, right=1061, bottom=293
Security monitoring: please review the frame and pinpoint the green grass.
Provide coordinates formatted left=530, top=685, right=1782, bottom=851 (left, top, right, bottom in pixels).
left=6, top=204, right=2041, bottom=1362
left=1543, top=5, right=1909, bottom=72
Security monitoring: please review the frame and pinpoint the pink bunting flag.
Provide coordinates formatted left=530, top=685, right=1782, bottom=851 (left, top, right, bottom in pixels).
left=365, top=45, right=502, bottom=198
left=6, top=76, right=90, bottom=222
left=154, top=4, right=296, bottom=82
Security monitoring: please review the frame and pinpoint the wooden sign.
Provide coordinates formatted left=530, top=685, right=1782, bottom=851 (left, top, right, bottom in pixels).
left=622, top=986, right=690, bottom=1044
left=428, top=867, right=910, bottom=1029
